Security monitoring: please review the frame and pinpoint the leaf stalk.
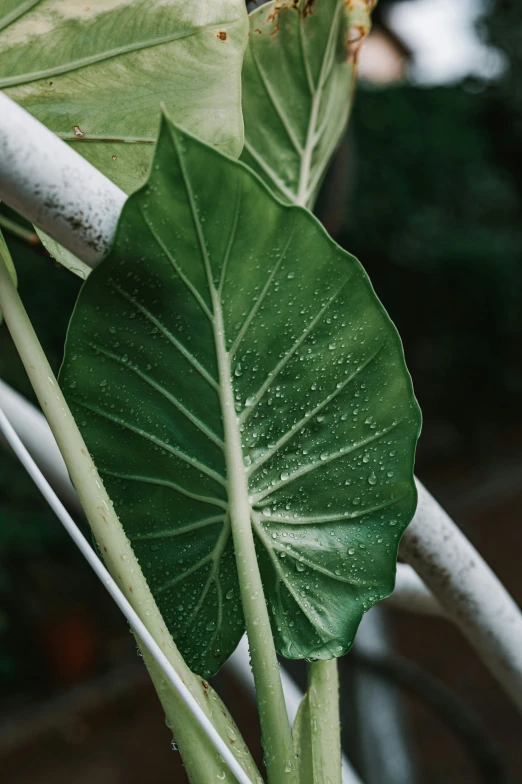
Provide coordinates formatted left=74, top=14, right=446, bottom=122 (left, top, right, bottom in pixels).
left=307, top=659, right=342, bottom=783
left=213, top=297, right=298, bottom=784
left=0, top=240, right=261, bottom=784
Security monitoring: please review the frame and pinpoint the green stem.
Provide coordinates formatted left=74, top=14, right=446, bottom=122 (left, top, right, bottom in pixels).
left=213, top=298, right=298, bottom=784
left=0, top=213, right=39, bottom=245
left=307, top=659, right=342, bottom=784
left=0, top=242, right=261, bottom=784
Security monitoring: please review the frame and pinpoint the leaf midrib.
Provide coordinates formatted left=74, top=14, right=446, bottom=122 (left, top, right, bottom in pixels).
left=168, top=123, right=256, bottom=649
left=246, top=1, right=344, bottom=207
left=295, top=1, right=343, bottom=206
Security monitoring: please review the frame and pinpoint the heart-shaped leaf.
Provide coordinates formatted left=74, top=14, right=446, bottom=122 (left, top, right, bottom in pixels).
left=241, top=0, right=375, bottom=206
left=60, top=118, right=420, bottom=678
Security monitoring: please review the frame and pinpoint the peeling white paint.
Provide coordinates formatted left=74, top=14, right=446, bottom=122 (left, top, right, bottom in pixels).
left=402, top=479, right=522, bottom=715
left=0, top=93, right=126, bottom=265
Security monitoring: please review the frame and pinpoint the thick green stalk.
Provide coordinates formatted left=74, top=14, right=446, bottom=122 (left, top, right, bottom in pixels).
left=0, top=213, right=39, bottom=245
left=308, top=660, right=342, bottom=783
left=293, top=659, right=342, bottom=784
left=0, top=241, right=261, bottom=784
left=213, top=296, right=298, bottom=784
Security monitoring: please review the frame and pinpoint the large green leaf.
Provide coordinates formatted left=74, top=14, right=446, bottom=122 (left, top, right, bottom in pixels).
left=0, top=0, right=248, bottom=195
left=60, top=118, right=420, bottom=678
left=241, top=0, right=375, bottom=207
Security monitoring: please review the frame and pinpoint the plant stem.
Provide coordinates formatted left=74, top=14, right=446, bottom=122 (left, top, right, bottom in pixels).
left=0, top=244, right=261, bottom=784
left=0, top=213, right=39, bottom=245
left=307, top=659, right=342, bottom=784
left=213, top=299, right=298, bottom=784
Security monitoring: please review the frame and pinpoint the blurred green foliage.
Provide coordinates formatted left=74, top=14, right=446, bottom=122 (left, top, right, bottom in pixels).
left=0, top=219, right=81, bottom=687
left=337, top=81, right=522, bottom=455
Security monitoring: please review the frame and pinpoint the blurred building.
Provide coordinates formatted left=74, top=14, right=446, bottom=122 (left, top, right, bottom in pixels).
left=358, top=22, right=412, bottom=84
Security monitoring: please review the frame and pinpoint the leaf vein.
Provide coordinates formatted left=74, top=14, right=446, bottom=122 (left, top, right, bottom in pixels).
left=258, top=494, right=406, bottom=525
left=99, top=469, right=227, bottom=509
left=252, top=420, right=403, bottom=503
left=228, top=219, right=295, bottom=359
left=269, top=544, right=364, bottom=587
left=140, top=209, right=214, bottom=322
left=239, top=276, right=353, bottom=425
left=248, top=341, right=386, bottom=475
left=166, top=124, right=215, bottom=299
left=252, top=517, right=332, bottom=636
left=157, top=554, right=213, bottom=593
left=218, top=180, right=242, bottom=295
left=0, top=23, right=229, bottom=89
left=0, top=0, right=43, bottom=35
left=72, top=398, right=226, bottom=487
left=250, top=43, right=304, bottom=155
left=130, top=515, right=226, bottom=542
left=110, top=282, right=219, bottom=392
left=87, top=342, right=223, bottom=448
left=242, top=140, right=297, bottom=202
left=184, top=518, right=230, bottom=632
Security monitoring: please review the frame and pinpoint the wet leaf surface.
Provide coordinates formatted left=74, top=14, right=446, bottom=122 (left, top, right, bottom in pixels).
left=60, top=119, right=420, bottom=677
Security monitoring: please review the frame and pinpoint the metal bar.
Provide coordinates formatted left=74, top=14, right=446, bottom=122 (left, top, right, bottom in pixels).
left=387, top=563, right=444, bottom=617
left=0, top=93, right=125, bottom=266
left=353, top=608, right=418, bottom=784
left=402, top=479, right=522, bottom=715
left=0, top=379, right=80, bottom=513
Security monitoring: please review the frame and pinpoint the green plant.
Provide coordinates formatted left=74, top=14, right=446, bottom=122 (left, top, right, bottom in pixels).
left=0, top=1, right=422, bottom=782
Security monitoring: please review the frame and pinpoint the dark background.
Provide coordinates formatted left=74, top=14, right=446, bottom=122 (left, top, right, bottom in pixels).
left=1, top=1, right=522, bottom=782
